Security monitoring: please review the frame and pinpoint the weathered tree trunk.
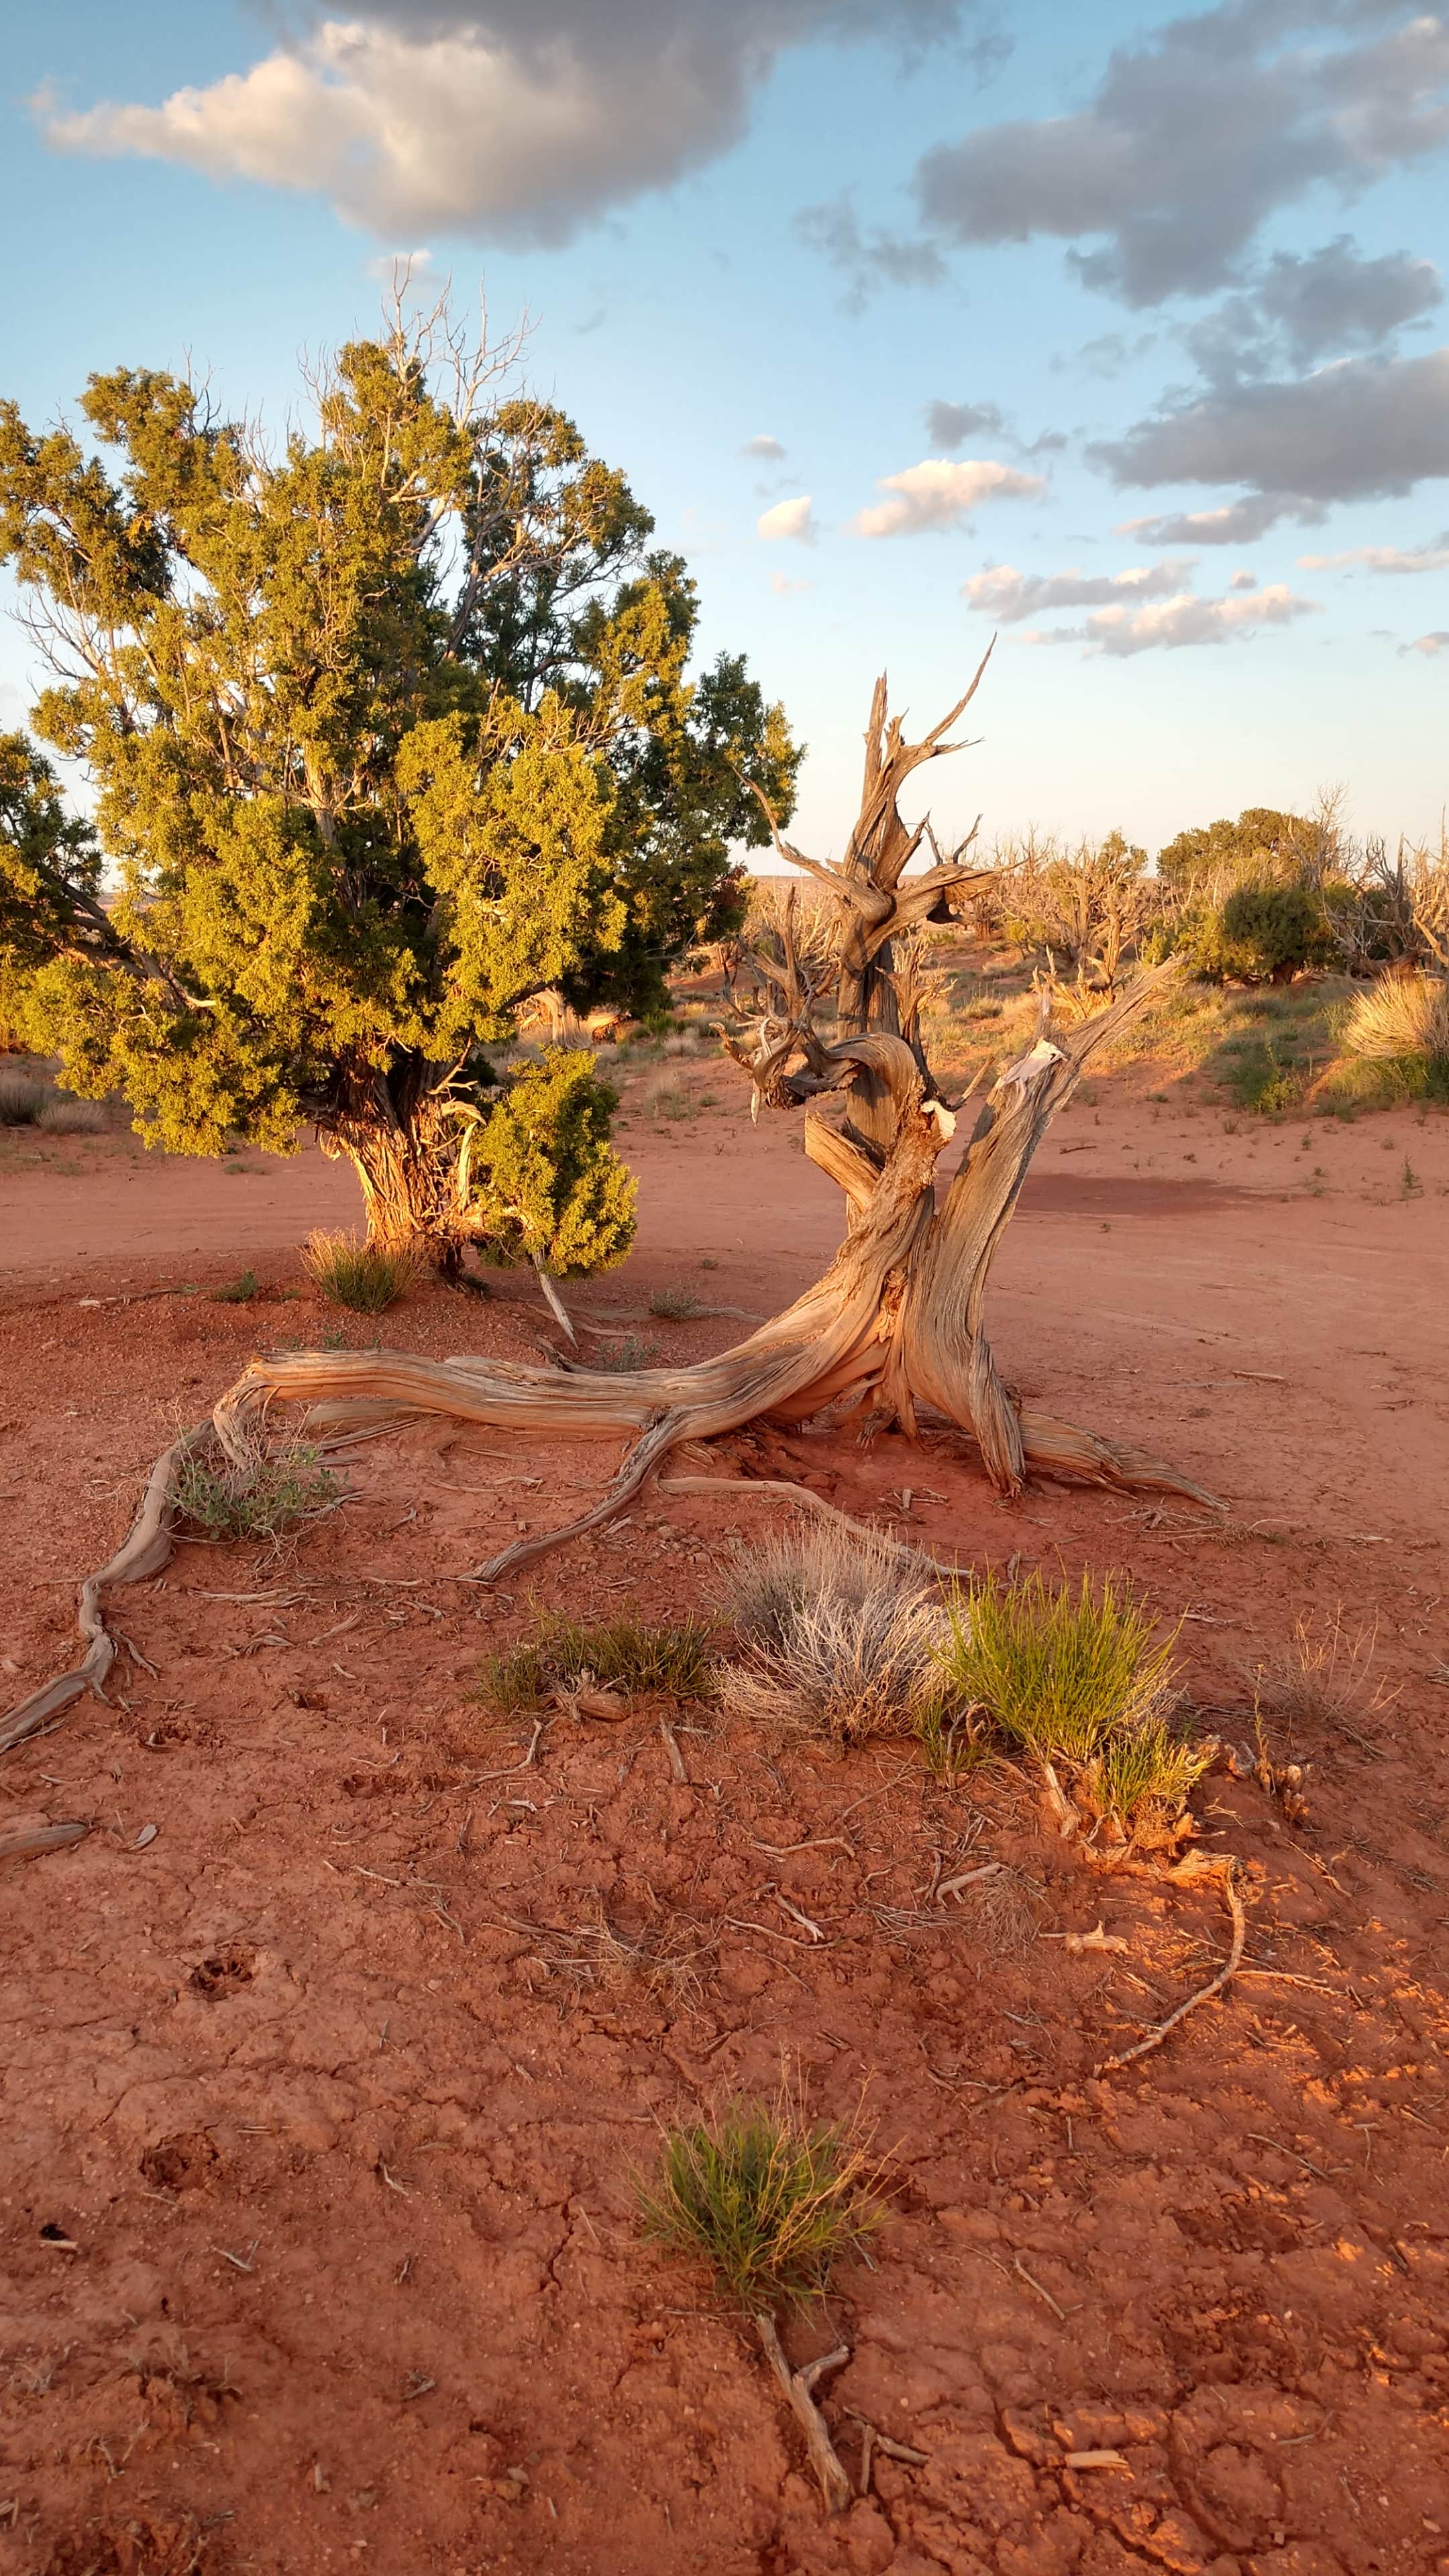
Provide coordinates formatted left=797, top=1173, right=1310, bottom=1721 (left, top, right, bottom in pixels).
left=1, top=675, right=1220, bottom=1752
left=319, top=1102, right=470, bottom=1269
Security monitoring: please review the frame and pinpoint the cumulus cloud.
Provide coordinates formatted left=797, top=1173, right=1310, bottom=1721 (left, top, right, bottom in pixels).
left=1092, top=345, right=1449, bottom=508
left=912, top=0, right=1449, bottom=307
left=741, top=433, right=787, bottom=460
left=757, top=494, right=816, bottom=541
left=851, top=456, right=1043, bottom=537
left=41, top=0, right=967, bottom=243
left=1028, top=582, right=1321, bottom=656
left=1299, top=531, right=1449, bottom=570
left=1402, top=629, right=1449, bottom=653
left=962, top=557, right=1195, bottom=619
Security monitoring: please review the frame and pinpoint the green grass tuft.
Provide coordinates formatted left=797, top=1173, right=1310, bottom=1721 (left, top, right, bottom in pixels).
left=302, top=1230, right=418, bottom=1313
left=480, top=1610, right=716, bottom=1711
left=640, top=2096, right=888, bottom=2311
left=172, top=1440, right=344, bottom=1542
left=212, top=1268, right=260, bottom=1303
left=940, top=1568, right=1179, bottom=1764
left=649, top=1284, right=702, bottom=1320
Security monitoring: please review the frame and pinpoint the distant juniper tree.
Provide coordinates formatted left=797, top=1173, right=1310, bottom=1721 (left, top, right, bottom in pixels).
left=0, top=307, right=798, bottom=1271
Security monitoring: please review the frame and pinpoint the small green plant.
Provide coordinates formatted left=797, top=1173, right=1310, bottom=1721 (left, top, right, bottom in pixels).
left=1222, top=1037, right=1307, bottom=1114
left=302, top=1230, right=417, bottom=1313
left=480, top=1611, right=716, bottom=1711
left=1402, top=1157, right=1420, bottom=1197
left=649, top=1284, right=702, bottom=1320
left=936, top=1570, right=1211, bottom=1851
left=940, top=1569, right=1179, bottom=1764
left=172, top=1440, right=343, bottom=1542
left=588, top=1332, right=659, bottom=1373
left=212, top=1268, right=260, bottom=1304
left=641, top=2095, right=888, bottom=2310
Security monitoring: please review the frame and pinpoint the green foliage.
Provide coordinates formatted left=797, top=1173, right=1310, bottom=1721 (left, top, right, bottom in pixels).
left=936, top=1570, right=1211, bottom=1847
left=464, top=1048, right=635, bottom=1275
left=1220, top=1036, right=1311, bottom=1114
left=938, top=1569, right=1179, bottom=1765
left=0, top=327, right=798, bottom=1264
left=302, top=1230, right=418, bottom=1312
left=1157, top=806, right=1330, bottom=895
left=172, top=1441, right=343, bottom=1542
left=480, top=1609, right=716, bottom=1710
left=640, top=2096, right=888, bottom=2310
left=211, top=1269, right=259, bottom=1304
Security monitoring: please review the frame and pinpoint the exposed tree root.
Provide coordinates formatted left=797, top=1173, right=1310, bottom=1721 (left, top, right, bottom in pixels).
left=1091, top=1861, right=1246, bottom=2078
left=754, top=2314, right=853, bottom=2514
left=0, top=1421, right=210, bottom=1755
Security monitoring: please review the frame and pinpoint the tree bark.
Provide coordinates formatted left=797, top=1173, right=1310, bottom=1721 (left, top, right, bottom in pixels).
left=319, top=1102, right=471, bottom=1269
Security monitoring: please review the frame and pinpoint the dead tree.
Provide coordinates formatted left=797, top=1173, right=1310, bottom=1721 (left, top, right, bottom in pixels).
left=3, top=674, right=1218, bottom=1752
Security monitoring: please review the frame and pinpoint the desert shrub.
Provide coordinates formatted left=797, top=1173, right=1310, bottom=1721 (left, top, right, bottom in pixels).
left=172, top=1440, right=343, bottom=1542
left=481, top=1611, right=715, bottom=1710
left=1337, top=970, right=1449, bottom=1099
left=722, top=1524, right=944, bottom=1746
left=936, top=1570, right=1210, bottom=1847
left=302, top=1230, right=417, bottom=1313
left=642, top=1079, right=694, bottom=1122
left=36, top=1093, right=108, bottom=1134
left=212, top=1269, right=260, bottom=1304
left=640, top=2095, right=887, bottom=2310
left=1221, top=1036, right=1310, bottom=1114
left=0, top=1071, right=45, bottom=1124
left=649, top=1283, right=701, bottom=1319
left=1187, top=881, right=1330, bottom=984
left=941, top=1569, right=1178, bottom=1762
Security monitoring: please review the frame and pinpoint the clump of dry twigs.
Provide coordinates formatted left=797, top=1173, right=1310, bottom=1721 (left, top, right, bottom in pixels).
left=1250, top=1607, right=1390, bottom=1748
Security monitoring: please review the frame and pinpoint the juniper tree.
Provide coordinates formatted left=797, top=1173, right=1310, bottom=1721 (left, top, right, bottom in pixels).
left=0, top=314, right=797, bottom=1269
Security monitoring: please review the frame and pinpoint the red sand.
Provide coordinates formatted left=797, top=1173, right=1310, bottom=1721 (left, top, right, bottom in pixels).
left=3, top=1064, right=1448, bottom=2576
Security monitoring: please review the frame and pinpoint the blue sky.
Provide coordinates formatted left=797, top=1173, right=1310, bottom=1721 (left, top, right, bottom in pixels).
left=3, top=0, right=1447, bottom=860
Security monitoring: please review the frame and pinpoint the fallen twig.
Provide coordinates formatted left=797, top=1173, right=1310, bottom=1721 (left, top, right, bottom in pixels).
left=754, top=2313, right=852, bottom=2514
left=659, top=1718, right=688, bottom=1783
left=1092, top=1864, right=1246, bottom=2077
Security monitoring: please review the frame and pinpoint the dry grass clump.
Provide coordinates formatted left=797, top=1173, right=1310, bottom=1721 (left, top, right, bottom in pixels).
left=480, top=1610, right=716, bottom=1712
left=1340, top=969, right=1449, bottom=1066
left=937, top=1570, right=1214, bottom=1852
left=640, top=2093, right=888, bottom=2310
left=302, top=1229, right=418, bottom=1312
left=0, top=1071, right=46, bottom=1125
left=721, top=1525, right=945, bottom=1747
left=1251, top=1608, right=1388, bottom=1744
left=36, top=1094, right=108, bottom=1134
left=172, top=1438, right=344, bottom=1543
left=642, top=1078, right=695, bottom=1122
left=649, top=1283, right=702, bottom=1319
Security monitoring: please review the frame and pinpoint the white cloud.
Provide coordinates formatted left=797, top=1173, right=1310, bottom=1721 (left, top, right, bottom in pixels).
left=362, top=245, right=435, bottom=280
left=742, top=434, right=787, bottom=460
left=1299, top=535, right=1449, bottom=571
left=1028, top=582, right=1320, bottom=657
left=769, top=570, right=814, bottom=594
left=1403, top=629, right=1449, bottom=654
left=757, top=494, right=816, bottom=542
left=40, top=2, right=969, bottom=244
left=963, top=557, right=1195, bottom=621
left=851, top=457, right=1043, bottom=538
